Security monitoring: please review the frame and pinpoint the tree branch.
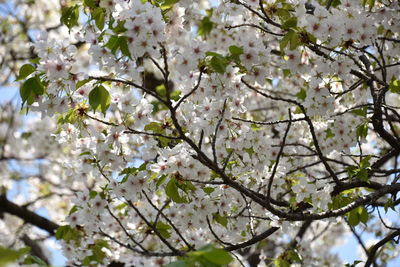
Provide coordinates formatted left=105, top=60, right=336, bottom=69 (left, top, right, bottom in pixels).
left=365, top=229, right=400, bottom=267
left=0, top=194, right=59, bottom=235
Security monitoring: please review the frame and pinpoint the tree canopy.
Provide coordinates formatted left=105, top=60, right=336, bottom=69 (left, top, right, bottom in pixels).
left=1, top=0, right=400, bottom=266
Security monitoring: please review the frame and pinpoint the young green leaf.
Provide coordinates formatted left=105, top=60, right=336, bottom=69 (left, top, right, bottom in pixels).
left=389, top=79, right=400, bottom=94
left=84, top=0, right=97, bottom=8
left=0, top=246, right=31, bottom=266
left=76, top=78, right=92, bottom=89
left=202, top=248, right=233, bottom=265
left=16, top=64, right=36, bottom=81
left=92, top=8, right=105, bottom=30
left=198, top=15, right=214, bottom=37
left=23, top=255, right=48, bottom=266
left=61, top=5, right=80, bottom=30
left=213, top=212, right=228, bottom=227
left=282, top=17, right=297, bottom=30
left=20, top=76, right=45, bottom=105
left=155, top=221, right=172, bottom=238
left=228, top=45, right=243, bottom=56
left=165, top=178, right=187, bottom=203
left=89, top=85, right=111, bottom=114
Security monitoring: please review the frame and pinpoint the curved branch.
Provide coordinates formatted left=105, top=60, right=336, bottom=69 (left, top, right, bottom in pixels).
left=0, top=194, right=59, bottom=235
left=224, top=227, right=279, bottom=252
left=365, top=229, right=400, bottom=267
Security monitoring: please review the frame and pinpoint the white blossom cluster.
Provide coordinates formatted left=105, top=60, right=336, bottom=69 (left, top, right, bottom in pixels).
left=2, top=0, right=400, bottom=266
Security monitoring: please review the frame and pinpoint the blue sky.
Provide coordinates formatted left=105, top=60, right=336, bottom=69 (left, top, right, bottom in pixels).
left=1, top=85, right=67, bottom=265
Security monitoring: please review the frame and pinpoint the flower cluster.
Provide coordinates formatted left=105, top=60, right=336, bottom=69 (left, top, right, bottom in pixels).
left=2, top=0, right=400, bottom=266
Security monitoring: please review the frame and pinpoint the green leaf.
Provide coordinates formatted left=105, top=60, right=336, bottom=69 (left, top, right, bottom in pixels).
left=104, top=35, right=120, bottom=53
left=29, top=76, right=44, bottom=95
left=198, top=15, right=214, bottom=37
left=61, top=5, right=80, bottom=30
left=347, top=209, right=359, bottom=226
left=165, top=178, right=187, bottom=203
left=360, top=155, right=372, bottom=169
left=209, top=55, right=229, bottom=74
left=280, top=30, right=301, bottom=51
left=20, top=85, right=35, bottom=106
left=104, top=35, right=131, bottom=57
left=276, top=7, right=291, bottom=20
left=228, top=45, right=243, bottom=56
left=55, top=225, right=71, bottom=240
left=76, top=78, right=92, bottom=89
left=170, top=90, right=181, bottom=101
left=156, top=174, right=168, bottom=188
left=89, top=85, right=111, bottom=114
left=363, top=0, right=376, bottom=10
left=346, top=156, right=371, bottom=182
left=356, top=123, right=368, bottom=139
left=188, top=244, right=231, bottom=262
left=289, top=31, right=300, bottom=50
left=120, top=167, right=136, bottom=176
left=55, top=225, right=81, bottom=243
left=205, top=51, right=222, bottom=57
left=228, top=45, right=244, bottom=64
left=165, top=260, right=187, bottom=267
left=29, top=57, right=40, bottom=64
left=16, top=64, right=36, bottom=81
left=328, top=0, right=341, bottom=8
left=84, top=0, right=97, bottom=8
left=282, top=69, right=291, bottom=77
left=296, top=88, right=306, bottom=101
left=161, top=0, right=180, bottom=9
left=384, top=199, right=396, bottom=213
left=287, top=250, right=302, bottom=262
left=330, top=195, right=352, bottom=210
left=92, top=8, right=105, bottom=30
left=282, top=17, right=297, bottom=30
left=202, top=248, right=233, bottom=265
left=95, top=239, right=110, bottom=249
left=274, top=258, right=291, bottom=267
left=21, top=132, right=32, bottom=139
left=347, top=207, right=368, bottom=226
left=325, top=128, right=335, bottom=139
left=213, top=212, right=228, bottom=227
left=89, top=190, right=98, bottom=199
left=111, top=20, right=127, bottom=34
left=169, top=244, right=233, bottom=267
left=359, top=207, right=369, bottom=224
left=57, top=108, right=78, bottom=124
left=144, top=122, right=163, bottom=133
left=118, top=36, right=131, bottom=57
left=0, top=246, right=30, bottom=266
left=356, top=168, right=369, bottom=182
left=203, top=187, right=215, bottom=195
left=20, top=76, right=44, bottom=105
left=389, top=79, right=400, bottom=94
left=23, top=255, right=48, bottom=266
left=352, top=106, right=367, bottom=117
left=280, top=31, right=295, bottom=52
left=346, top=165, right=358, bottom=180
left=68, top=205, right=79, bottom=215
left=82, top=239, right=110, bottom=265
left=155, top=221, right=172, bottom=238
left=176, top=179, right=196, bottom=193
left=144, top=122, right=172, bottom=147
left=120, top=163, right=148, bottom=182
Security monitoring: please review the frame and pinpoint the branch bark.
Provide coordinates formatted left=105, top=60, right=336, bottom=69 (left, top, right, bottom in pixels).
left=365, top=229, right=400, bottom=267
left=0, top=194, right=59, bottom=235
